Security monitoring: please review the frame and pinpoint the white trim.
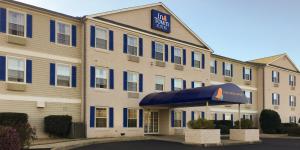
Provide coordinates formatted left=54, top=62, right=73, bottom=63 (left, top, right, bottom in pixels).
left=6, top=8, right=27, bottom=38
left=94, top=26, right=109, bottom=51
left=55, top=20, right=72, bottom=47
left=210, top=81, right=257, bottom=91
left=0, top=46, right=81, bottom=63
left=127, top=108, right=139, bottom=128
left=126, top=34, right=139, bottom=56
left=55, top=63, right=72, bottom=88
left=94, top=107, right=109, bottom=128
left=94, top=66, right=109, bottom=89
left=6, top=56, right=26, bottom=84
left=210, top=108, right=257, bottom=114
left=0, top=94, right=81, bottom=103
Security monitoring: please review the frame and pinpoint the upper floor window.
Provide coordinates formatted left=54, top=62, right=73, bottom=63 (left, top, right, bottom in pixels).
left=155, top=75, right=165, bottom=91
left=57, top=22, right=71, bottom=46
left=95, top=67, right=108, bottom=89
left=272, top=71, right=279, bottom=83
left=225, top=62, right=232, bottom=77
left=8, top=10, right=25, bottom=37
left=7, top=57, right=25, bottom=83
left=289, top=75, right=296, bottom=86
left=127, top=71, right=139, bottom=92
left=155, top=42, right=164, bottom=61
left=210, top=60, right=216, bottom=74
left=193, top=52, right=201, bottom=68
left=289, top=95, right=296, bottom=107
left=95, top=28, right=107, bottom=49
left=174, top=111, right=182, bottom=127
left=56, top=64, right=71, bottom=87
left=244, top=67, right=251, bottom=80
left=95, top=107, right=108, bottom=128
left=174, top=47, right=182, bottom=65
left=174, top=78, right=183, bottom=91
left=272, top=93, right=280, bottom=105
left=127, top=108, right=138, bottom=128
left=244, top=91, right=252, bottom=104
left=127, top=36, right=138, bottom=56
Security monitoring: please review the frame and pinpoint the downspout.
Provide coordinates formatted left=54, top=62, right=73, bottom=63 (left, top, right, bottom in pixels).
left=262, top=66, right=265, bottom=109
left=81, top=16, right=87, bottom=138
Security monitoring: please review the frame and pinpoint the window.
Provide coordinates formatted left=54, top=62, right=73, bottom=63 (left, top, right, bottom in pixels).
left=95, top=28, right=107, bottom=49
left=56, top=64, right=71, bottom=87
left=289, top=95, right=296, bottom=107
left=272, top=93, right=280, bottom=105
left=174, top=111, right=182, bottom=127
left=8, top=10, right=25, bottom=37
left=194, top=111, right=202, bottom=120
left=155, top=75, right=165, bottom=91
left=95, top=107, right=108, bottom=128
left=210, top=60, right=216, bottom=74
left=272, top=71, right=279, bottom=83
left=127, top=72, right=138, bottom=92
left=225, top=63, right=232, bottom=77
left=244, top=114, right=251, bottom=120
left=244, top=67, right=251, bottom=80
left=244, top=91, right=252, bottom=104
left=7, top=57, right=25, bottom=83
left=289, top=116, right=297, bottom=123
left=174, top=79, right=183, bottom=91
left=174, top=47, right=182, bottom=64
left=127, top=36, right=138, bottom=56
left=57, top=22, right=71, bottom=45
left=289, top=75, right=296, bottom=86
left=194, top=81, right=202, bottom=88
left=224, top=114, right=231, bottom=120
left=155, top=42, right=164, bottom=61
left=193, top=52, right=201, bottom=68
left=128, top=108, right=137, bottom=128
left=95, top=67, right=108, bottom=89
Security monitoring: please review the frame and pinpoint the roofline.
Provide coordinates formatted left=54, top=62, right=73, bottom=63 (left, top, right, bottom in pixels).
left=212, top=54, right=257, bottom=67
left=87, top=2, right=214, bottom=53
left=3, top=0, right=81, bottom=21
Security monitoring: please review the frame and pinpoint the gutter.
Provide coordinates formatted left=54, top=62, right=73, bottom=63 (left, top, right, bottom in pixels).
left=81, top=16, right=87, bottom=138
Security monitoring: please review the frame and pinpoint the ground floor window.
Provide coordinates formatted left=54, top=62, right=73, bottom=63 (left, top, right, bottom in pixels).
left=289, top=116, right=297, bottom=123
left=194, top=111, right=202, bottom=120
left=224, top=113, right=231, bottom=120
left=128, top=108, right=137, bottom=128
left=95, top=107, right=108, bottom=128
left=174, top=111, right=182, bottom=127
left=244, top=114, right=251, bottom=120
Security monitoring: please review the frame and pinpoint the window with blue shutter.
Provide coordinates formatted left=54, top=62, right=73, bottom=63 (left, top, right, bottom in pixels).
left=0, top=8, right=6, bottom=33
left=123, top=108, right=128, bottom=128
left=183, top=49, right=186, bottom=65
left=171, top=110, right=175, bottom=127
left=123, top=34, right=127, bottom=53
left=201, top=54, right=205, bottom=69
left=182, top=111, right=186, bottom=127
left=90, top=106, right=95, bottom=128
left=109, top=107, right=114, bottom=128
left=72, top=66, right=76, bottom=87
left=191, top=111, right=195, bottom=121
left=26, top=59, right=32, bottom=83
left=139, top=73, right=143, bottom=92
left=139, top=38, right=143, bottom=56
left=123, top=71, right=127, bottom=91
left=183, top=80, right=186, bottom=89
left=109, top=69, right=114, bottom=89
left=151, top=41, right=155, bottom=59
left=90, top=26, right=95, bottom=47
left=201, top=112, right=205, bottom=119
left=109, top=30, right=114, bottom=51
left=171, top=78, right=174, bottom=91
left=0, top=56, right=6, bottom=81
left=90, top=66, right=95, bottom=88
left=49, top=63, right=55, bottom=85
left=171, top=46, right=174, bottom=63
left=191, top=51, right=194, bottom=67
left=139, top=109, right=143, bottom=128
left=50, top=20, right=55, bottom=42
left=165, top=44, right=168, bottom=62
left=71, top=25, right=77, bottom=47
left=26, top=14, right=32, bottom=38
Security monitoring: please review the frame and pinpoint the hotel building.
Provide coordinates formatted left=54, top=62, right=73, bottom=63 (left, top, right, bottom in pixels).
left=0, top=1, right=299, bottom=138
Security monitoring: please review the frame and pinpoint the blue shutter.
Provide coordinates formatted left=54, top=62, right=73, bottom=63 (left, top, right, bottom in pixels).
left=249, top=68, right=252, bottom=80
left=278, top=94, right=280, bottom=105
left=171, top=78, right=174, bottom=91
left=183, top=111, right=186, bottom=127
left=231, top=114, right=234, bottom=126
left=90, top=66, right=95, bottom=88
left=183, top=80, right=186, bottom=89
left=0, top=8, right=6, bottom=33
left=123, top=71, right=127, bottom=91
left=272, top=93, right=274, bottom=105
left=215, top=60, right=217, bottom=74
left=191, top=111, right=195, bottom=121
left=250, top=92, right=252, bottom=104
left=201, top=53, right=205, bottom=69
left=90, top=106, right=95, bottom=128
left=171, top=46, right=174, bottom=63
left=109, top=69, right=114, bottom=89
left=123, top=34, right=127, bottom=53
left=272, top=71, right=274, bottom=82
left=71, top=25, right=77, bottom=47
left=151, top=41, right=155, bottom=59
left=191, top=81, right=194, bottom=88
left=278, top=72, right=280, bottom=83
left=72, top=66, right=76, bottom=87
left=0, top=56, right=6, bottom=81
left=243, top=67, right=245, bottom=79
left=202, top=83, right=205, bottom=87
left=171, top=110, right=175, bottom=127
left=109, top=30, right=114, bottom=51
left=191, top=51, right=194, bottom=67
left=223, top=114, right=225, bottom=121
left=90, top=26, right=95, bottom=47
left=222, top=62, right=225, bottom=75
left=243, top=114, right=246, bottom=119
left=139, top=109, right=143, bottom=128
left=215, top=113, right=218, bottom=121
left=26, top=14, right=32, bottom=38
left=231, top=64, right=233, bottom=77
left=139, top=73, right=143, bottom=92
left=109, top=107, right=114, bottom=128
left=165, top=44, right=168, bottom=62
left=49, top=63, right=55, bottom=85
left=123, top=108, right=128, bottom=127
left=26, top=60, right=32, bottom=83
left=201, top=112, right=205, bottom=119
left=139, top=38, right=143, bottom=56
left=183, top=49, right=186, bottom=65
left=250, top=115, right=253, bottom=121
left=50, top=20, right=55, bottom=42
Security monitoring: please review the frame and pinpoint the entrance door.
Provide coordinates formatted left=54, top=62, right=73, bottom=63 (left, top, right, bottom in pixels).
left=144, top=111, right=159, bottom=134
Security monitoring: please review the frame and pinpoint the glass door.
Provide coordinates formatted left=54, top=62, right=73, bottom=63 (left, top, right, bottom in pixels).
left=144, top=111, right=159, bottom=134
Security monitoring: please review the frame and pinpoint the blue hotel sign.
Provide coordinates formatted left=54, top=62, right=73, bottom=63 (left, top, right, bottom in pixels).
left=151, top=9, right=171, bottom=33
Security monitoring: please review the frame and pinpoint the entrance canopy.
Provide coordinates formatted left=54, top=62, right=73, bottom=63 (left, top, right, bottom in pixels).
left=140, top=83, right=248, bottom=107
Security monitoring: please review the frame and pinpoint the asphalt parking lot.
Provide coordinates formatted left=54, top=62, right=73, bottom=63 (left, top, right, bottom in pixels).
left=73, top=138, right=300, bottom=150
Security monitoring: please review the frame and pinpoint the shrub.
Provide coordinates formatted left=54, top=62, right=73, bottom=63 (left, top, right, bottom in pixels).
left=277, top=123, right=299, bottom=134
left=16, top=123, right=36, bottom=148
left=214, top=120, right=233, bottom=134
left=0, top=112, right=28, bottom=126
left=188, top=118, right=214, bottom=129
left=234, top=119, right=254, bottom=129
left=44, top=115, right=72, bottom=138
left=288, top=127, right=300, bottom=137
left=0, top=126, right=21, bottom=150
left=259, top=109, right=281, bottom=134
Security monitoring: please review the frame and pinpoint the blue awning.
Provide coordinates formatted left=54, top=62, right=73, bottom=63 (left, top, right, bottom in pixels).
left=139, top=83, right=248, bottom=107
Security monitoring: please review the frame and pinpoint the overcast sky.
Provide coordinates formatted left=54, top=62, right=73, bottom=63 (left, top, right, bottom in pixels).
left=18, top=0, right=300, bottom=67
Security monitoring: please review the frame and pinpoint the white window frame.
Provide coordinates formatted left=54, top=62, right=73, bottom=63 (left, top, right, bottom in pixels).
left=6, top=56, right=26, bottom=84
left=225, top=62, right=232, bottom=77
left=193, top=51, right=201, bottom=68
left=244, top=67, right=251, bottom=81
left=174, top=111, right=182, bottom=128
left=155, top=75, right=165, bottom=92
left=272, top=71, right=279, bottom=83
left=174, top=78, right=183, bottom=91
left=193, top=81, right=202, bottom=88
left=95, top=26, right=109, bottom=50
left=55, top=63, right=72, bottom=88
left=210, top=60, right=216, bottom=74
left=94, top=107, right=108, bottom=128
left=272, top=93, right=280, bottom=106
left=127, top=35, right=139, bottom=56
left=127, top=71, right=139, bottom=92
left=290, top=95, right=296, bottom=107
left=154, top=42, right=164, bottom=61
left=174, top=47, right=182, bottom=65
left=127, top=108, right=138, bottom=128
left=95, top=67, right=109, bottom=90
left=55, top=20, right=72, bottom=47
left=6, top=9, right=27, bottom=38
